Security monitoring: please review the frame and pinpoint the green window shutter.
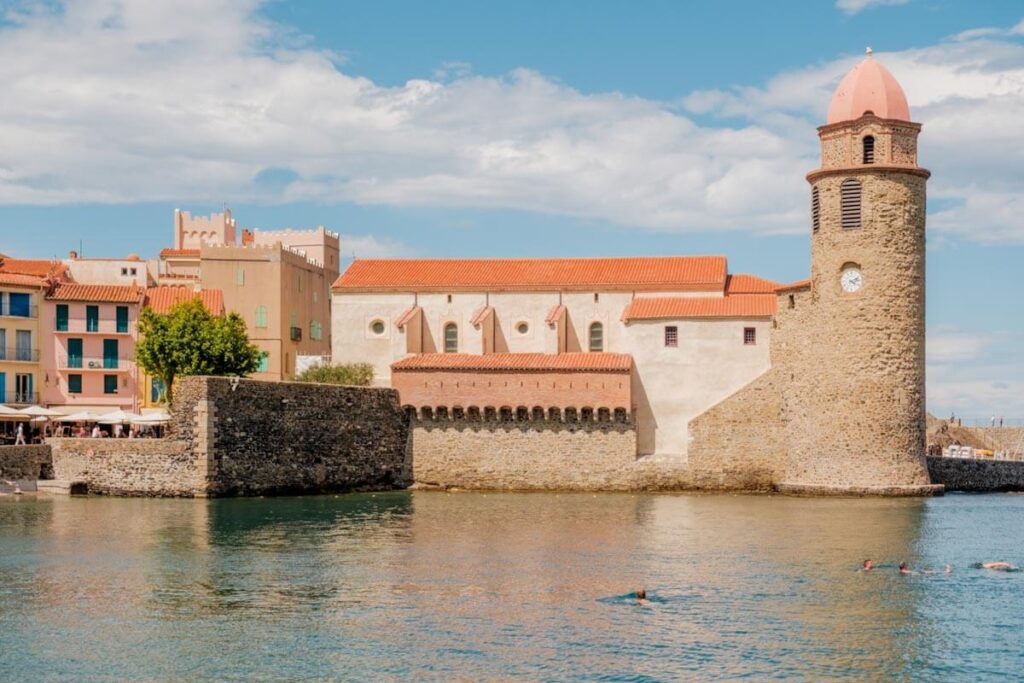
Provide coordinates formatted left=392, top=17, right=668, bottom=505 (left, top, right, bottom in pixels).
left=67, top=338, right=83, bottom=368
left=116, top=306, right=129, bottom=333
left=236, top=268, right=245, bottom=285
left=103, top=375, right=118, bottom=394
left=56, top=304, right=69, bottom=331
left=103, top=339, right=119, bottom=369
left=257, top=352, right=269, bottom=373
left=86, top=305, right=99, bottom=332
left=255, top=306, right=267, bottom=328
left=68, top=374, right=82, bottom=394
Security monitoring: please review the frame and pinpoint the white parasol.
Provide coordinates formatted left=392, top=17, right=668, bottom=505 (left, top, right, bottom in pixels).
left=132, top=410, right=171, bottom=424
left=58, top=411, right=106, bottom=423
left=17, top=405, right=64, bottom=419
left=96, top=409, right=145, bottom=425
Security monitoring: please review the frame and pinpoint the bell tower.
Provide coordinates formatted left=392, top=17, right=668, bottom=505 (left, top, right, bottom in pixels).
left=793, top=49, right=933, bottom=489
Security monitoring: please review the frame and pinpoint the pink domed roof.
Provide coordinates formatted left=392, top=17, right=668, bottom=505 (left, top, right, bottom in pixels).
left=827, top=54, right=910, bottom=124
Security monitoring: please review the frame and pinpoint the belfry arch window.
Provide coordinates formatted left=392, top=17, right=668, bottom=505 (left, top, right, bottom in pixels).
left=444, top=323, right=458, bottom=353
left=840, top=179, right=862, bottom=230
left=589, top=322, right=604, bottom=352
left=862, top=136, right=875, bottom=164
left=811, top=186, right=820, bottom=234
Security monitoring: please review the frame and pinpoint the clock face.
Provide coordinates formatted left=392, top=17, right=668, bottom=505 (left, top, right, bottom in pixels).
left=841, top=268, right=863, bottom=293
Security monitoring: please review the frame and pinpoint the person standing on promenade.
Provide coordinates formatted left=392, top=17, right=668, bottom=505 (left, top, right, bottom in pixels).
left=14, top=423, right=25, bottom=445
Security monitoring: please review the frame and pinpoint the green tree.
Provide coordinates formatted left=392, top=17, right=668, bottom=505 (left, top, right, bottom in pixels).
left=136, top=298, right=261, bottom=402
left=294, top=362, right=374, bottom=386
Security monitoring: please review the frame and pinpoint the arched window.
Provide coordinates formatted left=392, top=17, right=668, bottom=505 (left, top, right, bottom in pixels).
left=589, top=322, right=604, bottom=352
left=840, top=179, right=862, bottom=230
left=444, top=323, right=458, bottom=353
left=862, top=136, right=875, bottom=164
left=811, top=186, right=820, bottom=234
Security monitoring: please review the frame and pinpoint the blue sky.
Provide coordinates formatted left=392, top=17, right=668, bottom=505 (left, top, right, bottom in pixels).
left=0, top=0, right=1021, bottom=418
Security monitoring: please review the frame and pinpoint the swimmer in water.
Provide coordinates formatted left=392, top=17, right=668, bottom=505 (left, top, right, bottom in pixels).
left=860, top=559, right=874, bottom=572
left=974, top=561, right=1018, bottom=571
left=899, top=562, right=914, bottom=575
left=636, top=588, right=647, bottom=603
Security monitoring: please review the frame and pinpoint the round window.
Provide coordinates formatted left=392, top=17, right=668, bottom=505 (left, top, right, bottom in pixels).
left=516, top=322, right=529, bottom=335
left=370, top=320, right=386, bottom=335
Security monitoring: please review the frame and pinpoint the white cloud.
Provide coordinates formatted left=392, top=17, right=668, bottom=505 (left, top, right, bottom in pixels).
left=835, top=0, right=911, bottom=16
left=338, top=234, right=415, bottom=259
left=928, top=329, right=989, bottom=363
left=0, top=1, right=1023, bottom=244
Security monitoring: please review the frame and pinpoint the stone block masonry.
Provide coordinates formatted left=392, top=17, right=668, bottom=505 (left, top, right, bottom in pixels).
left=172, top=376, right=409, bottom=496
left=927, top=456, right=1024, bottom=492
left=0, top=445, right=53, bottom=481
left=42, top=376, right=409, bottom=497
left=409, top=411, right=699, bottom=491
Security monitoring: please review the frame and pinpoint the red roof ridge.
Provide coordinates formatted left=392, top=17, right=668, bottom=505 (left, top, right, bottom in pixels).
left=726, top=273, right=785, bottom=294
left=622, top=294, right=776, bottom=321
left=470, top=305, right=494, bottom=327
left=333, top=255, right=729, bottom=292
left=391, top=352, right=633, bottom=373
left=47, top=282, right=146, bottom=303
left=545, top=304, right=566, bottom=325
left=395, top=305, right=422, bottom=329
left=776, top=279, right=812, bottom=292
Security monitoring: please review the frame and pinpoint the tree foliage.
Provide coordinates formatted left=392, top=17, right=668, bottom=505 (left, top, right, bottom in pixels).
left=136, top=298, right=262, bottom=402
left=295, top=362, right=374, bottom=386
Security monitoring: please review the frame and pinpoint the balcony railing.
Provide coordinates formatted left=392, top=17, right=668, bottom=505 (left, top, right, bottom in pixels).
left=54, top=316, right=132, bottom=335
left=0, top=305, right=39, bottom=319
left=58, top=355, right=134, bottom=371
left=0, top=391, right=39, bottom=406
left=0, top=347, right=40, bottom=362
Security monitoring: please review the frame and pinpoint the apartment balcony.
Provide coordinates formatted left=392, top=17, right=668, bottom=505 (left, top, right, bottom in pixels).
left=0, top=305, right=39, bottom=319
left=57, top=356, right=134, bottom=372
left=0, top=391, right=39, bottom=406
left=54, top=318, right=133, bottom=336
left=0, top=348, right=40, bottom=363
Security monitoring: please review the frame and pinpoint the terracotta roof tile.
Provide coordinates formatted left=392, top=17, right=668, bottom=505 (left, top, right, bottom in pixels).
left=145, top=286, right=225, bottom=315
left=622, top=295, right=776, bottom=321
left=0, top=272, right=47, bottom=288
left=776, top=279, right=812, bottom=292
left=545, top=304, right=566, bottom=325
left=0, top=258, right=67, bottom=278
left=159, top=248, right=200, bottom=258
left=726, top=274, right=784, bottom=294
left=334, top=256, right=728, bottom=292
left=392, top=352, right=633, bottom=373
left=395, top=305, right=422, bottom=329
left=470, top=306, right=494, bottom=327
left=47, top=283, right=145, bottom=303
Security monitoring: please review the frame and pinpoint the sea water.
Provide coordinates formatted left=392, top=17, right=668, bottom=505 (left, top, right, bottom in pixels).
left=1, top=491, right=1022, bottom=680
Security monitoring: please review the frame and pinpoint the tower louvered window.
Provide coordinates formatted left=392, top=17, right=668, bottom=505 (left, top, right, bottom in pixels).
left=840, top=179, right=862, bottom=230
left=811, top=187, right=820, bottom=233
left=863, top=136, right=875, bottom=164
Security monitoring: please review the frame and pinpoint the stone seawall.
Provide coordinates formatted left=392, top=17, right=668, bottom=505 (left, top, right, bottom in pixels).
left=172, top=376, right=409, bottom=496
left=410, top=414, right=697, bottom=491
left=0, top=445, right=53, bottom=480
left=50, top=439, right=198, bottom=496
left=927, top=456, right=1024, bottom=492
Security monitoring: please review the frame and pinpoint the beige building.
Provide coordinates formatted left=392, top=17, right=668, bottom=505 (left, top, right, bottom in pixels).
left=332, top=258, right=780, bottom=457
left=158, top=209, right=339, bottom=380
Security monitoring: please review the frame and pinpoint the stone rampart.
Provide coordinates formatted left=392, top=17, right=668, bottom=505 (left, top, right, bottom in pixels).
left=172, top=376, right=409, bottom=496
left=49, top=439, right=198, bottom=496
left=0, top=445, right=53, bottom=480
left=927, top=456, right=1024, bottom=492
left=409, top=412, right=695, bottom=491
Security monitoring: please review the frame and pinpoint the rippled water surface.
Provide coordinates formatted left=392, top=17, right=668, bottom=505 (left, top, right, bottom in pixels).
left=2, top=492, right=1023, bottom=681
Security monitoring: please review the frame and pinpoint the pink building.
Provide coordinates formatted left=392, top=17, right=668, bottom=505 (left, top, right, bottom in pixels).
left=42, top=283, right=145, bottom=412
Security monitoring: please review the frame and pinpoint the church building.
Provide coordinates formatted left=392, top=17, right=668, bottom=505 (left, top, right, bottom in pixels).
left=331, top=52, right=937, bottom=494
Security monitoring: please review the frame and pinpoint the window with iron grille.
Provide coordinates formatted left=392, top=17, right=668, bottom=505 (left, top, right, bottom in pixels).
left=664, top=326, right=678, bottom=347
left=743, top=327, right=756, bottom=345
left=863, top=136, right=875, bottom=164
left=589, top=322, right=604, bottom=352
left=811, top=186, right=820, bottom=234
left=444, top=323, right=458, bottom=353
left=840, top=179, right=862, bottom=229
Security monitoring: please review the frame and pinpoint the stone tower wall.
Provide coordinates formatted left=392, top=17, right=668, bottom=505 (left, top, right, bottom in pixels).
left=688, top=115, right=937, bottom=495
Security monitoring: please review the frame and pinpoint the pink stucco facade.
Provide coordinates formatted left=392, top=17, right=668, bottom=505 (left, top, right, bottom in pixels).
left=41, top=286, right=143, bottom=412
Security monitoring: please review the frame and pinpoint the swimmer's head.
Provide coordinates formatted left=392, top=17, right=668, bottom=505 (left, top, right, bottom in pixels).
left=863, top=559, right=873, bottom=570
left=899, top=562, right=908, bottom=571
left=636, top=588, right=646, bottom=600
